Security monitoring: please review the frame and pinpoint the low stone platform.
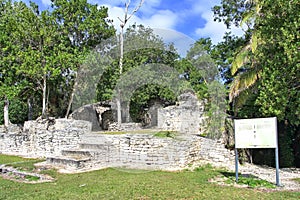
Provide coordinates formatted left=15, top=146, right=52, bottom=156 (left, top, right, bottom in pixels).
left=46, top=132, right=234, bottom=172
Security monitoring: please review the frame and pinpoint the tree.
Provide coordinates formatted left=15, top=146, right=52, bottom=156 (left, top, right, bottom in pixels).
left=0, top=0, right=115, bottom=123
left=252, top=0, right=299, bottom=125
left=213, top=0, right=300, bottom=166
left=0, top=0, right=35, bottom=122
left=116, top=0, right=144, bottom=124
left=50, top=0, right=115, bottom=118
left=186, top=40, right=227, bottom=139
left=213, top=0, right=259, bottom=106
left=97, top=24, right=180, bottom=123
left=3, top=98, right=9, bottom=127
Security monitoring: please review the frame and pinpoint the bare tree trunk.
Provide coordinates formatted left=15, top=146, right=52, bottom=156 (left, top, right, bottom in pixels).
left=42, top=74, right=47, bottom=118
left=65, top=72, right=78, bottom=118
left=28, top=98, right=33, bottom=120
left=116, top=90, right=122, bottom=124
left=117, top=0, right=144, bottom=125
left=4, top=98, right=10, bottom=127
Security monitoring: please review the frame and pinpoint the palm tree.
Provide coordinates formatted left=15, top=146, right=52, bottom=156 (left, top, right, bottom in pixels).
left=229, top=0, right=262, bottom=110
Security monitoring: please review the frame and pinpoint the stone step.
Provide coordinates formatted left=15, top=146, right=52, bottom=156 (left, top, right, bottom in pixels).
left=81, top=134, right=113, bottom=144
left=47, top=156, right=91, bottom=169
left=61, top=149, right=92, bottom=158
left=78, top=143, right=112, bottom=150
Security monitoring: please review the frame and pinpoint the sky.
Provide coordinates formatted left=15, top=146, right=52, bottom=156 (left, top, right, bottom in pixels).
left=33, top=0, right=244, bottom=55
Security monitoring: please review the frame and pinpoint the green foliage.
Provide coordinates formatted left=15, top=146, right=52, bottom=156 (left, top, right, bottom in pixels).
left=0, top=0, right=115, bottom=121
left=96, top=25, right=210, bottom=122
left=205, top=81, right=228, bottom=139
left=188, top=40, right=228, bottom=139
left=278, top=124, right=295, bottom=167
left=214, top=0, right=299, bottom=166
left=199, top=35, right=248, bottom=85
left=97, top=25, right=178, bottom=102
left=0, top=99, right=28, bottom=125
left=213, top=0, right=254, bottom=29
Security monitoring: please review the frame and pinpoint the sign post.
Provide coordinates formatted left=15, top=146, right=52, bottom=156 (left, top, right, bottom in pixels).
left=234, top=117, right=281, bottom=186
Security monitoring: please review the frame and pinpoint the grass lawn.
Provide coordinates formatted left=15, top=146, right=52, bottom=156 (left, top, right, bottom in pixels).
left=94, top=129, right=161, bottom=135
left=0, top=155, right=299, bottom=200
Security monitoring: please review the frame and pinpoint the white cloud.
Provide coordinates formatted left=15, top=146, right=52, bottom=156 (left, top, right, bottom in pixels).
left=195, top=11, right=245, bottom=44
left=153, top=28, right=195, bottom=57
left=91, top=0, right=127, bottom=7
left=105, top=3, right=177, bottom=33
left=95, top=0, right=245, bottom=45
left=142, top=10, right=178, bottom=29
left=41, top=0, right=51, bottom=6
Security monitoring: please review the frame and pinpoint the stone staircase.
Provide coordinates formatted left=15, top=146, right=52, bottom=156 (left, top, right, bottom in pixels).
left=46, top=133, right=113, bottom=171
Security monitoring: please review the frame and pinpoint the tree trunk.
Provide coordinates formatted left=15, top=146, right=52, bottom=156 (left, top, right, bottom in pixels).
left=27, top=98, right=33, bottom=120
left=116, top=0, right=144, bottom=126
left=117, top=29, right=124, bottom=125
left=116, top=89, right=122, bottom=125
left=4, top=98, right=9, bottom=127
left=65, top=72, right=78, bottom=118
left=42, top=74, right=47, bottom=118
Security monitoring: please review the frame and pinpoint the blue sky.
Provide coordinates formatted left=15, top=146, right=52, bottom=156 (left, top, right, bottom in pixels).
left=33, top=0, right=244, bottom=43
left=29, top=0, right=244, bottom=56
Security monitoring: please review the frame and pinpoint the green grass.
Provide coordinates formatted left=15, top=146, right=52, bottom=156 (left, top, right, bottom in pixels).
left=153, top=131, right=177, bottom=138
left=24, top=175, right=40, bottom=182
left=0, top=154, right=299, bottom=200
left=0, top=154, right=37, bottom=165
left=95, top=129, right=159, bottom=135
left=5, top=159, right=45, bottom=172
left=0, top=154, right=45, bottom=172
left=221, top=172, right=276, bottom=189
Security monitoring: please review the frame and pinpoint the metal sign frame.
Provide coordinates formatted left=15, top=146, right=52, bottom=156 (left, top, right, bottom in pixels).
left=234, top=117, right=280, bottom=186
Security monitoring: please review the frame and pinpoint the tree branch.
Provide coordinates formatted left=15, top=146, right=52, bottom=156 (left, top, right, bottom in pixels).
left=118, top=0, right=145, bottom=27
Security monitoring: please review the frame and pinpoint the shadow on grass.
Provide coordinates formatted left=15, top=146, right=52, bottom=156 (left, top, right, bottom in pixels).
left=218, top=171, right=276, bottom=189
left=220, top=171, right=259, bottom=179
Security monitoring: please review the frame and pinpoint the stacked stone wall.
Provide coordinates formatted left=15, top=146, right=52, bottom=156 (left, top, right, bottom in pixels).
left=80, top=134, right=234, bottom=170
left=0, top=119, right=234, bottom=170
left=157, top=92, right=207, bottom=134
left=0, top=119, right=92, bottom=157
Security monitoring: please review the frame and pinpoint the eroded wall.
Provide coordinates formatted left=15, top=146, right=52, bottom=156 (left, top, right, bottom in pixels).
left=0, top=119, right=91, bottom=157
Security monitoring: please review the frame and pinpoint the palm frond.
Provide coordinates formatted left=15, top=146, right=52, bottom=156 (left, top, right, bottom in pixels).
left=233, top=89, right=251, bottom=110
left=240, top=10, right=255, bottom=27
left=231, top=46, right=250, bottom=75
left=251, top=31, right=258, bottom=53
left=229, top=68, right=260, bottom=101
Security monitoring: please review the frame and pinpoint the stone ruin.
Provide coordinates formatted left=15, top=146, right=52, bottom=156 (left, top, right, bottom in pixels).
left=157, top=92, right=206, bottom=134
left=69, top=101, right=114, bottom=131
left=68, top=92, right=206, bottom=134
left=0, top=92, right=234, bottom=172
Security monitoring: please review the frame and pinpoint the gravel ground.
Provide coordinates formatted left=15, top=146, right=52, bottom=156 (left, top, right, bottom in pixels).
left=237, top=163, right=300, bottom=191
left=195, top=160, right=300, bottom=191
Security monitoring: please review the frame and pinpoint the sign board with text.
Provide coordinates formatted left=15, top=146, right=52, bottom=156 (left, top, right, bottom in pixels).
left=234, top=117, right=277, bottom=148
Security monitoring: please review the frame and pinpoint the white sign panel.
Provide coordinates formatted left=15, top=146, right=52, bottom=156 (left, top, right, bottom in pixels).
left=234, top=117, right=277, bottom=148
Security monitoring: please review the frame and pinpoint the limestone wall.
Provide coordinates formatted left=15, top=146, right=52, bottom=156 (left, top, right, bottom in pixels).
left=0, top=118, right=234, bottom=170
left=157, top=92, right=207, bottom=134
left=80, top=134, right=234, bottom=170
left=0, top=119, right=92, bottom=157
